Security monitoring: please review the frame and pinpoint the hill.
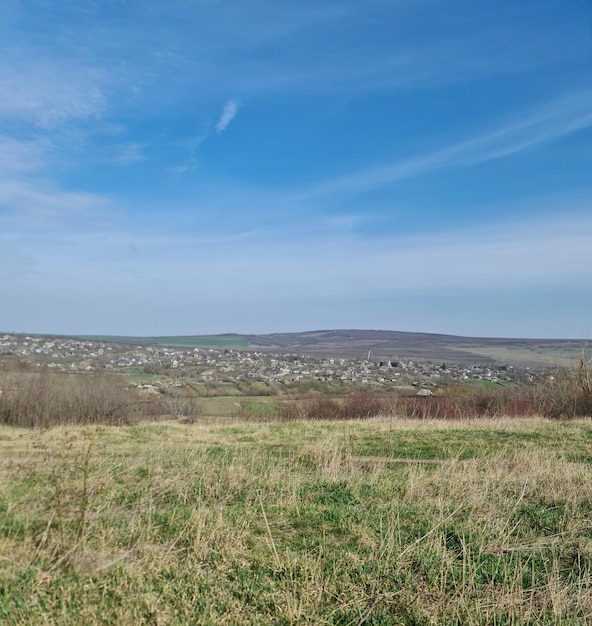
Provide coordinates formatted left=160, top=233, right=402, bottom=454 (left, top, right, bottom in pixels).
left=76, top=329, right=585, bottom=367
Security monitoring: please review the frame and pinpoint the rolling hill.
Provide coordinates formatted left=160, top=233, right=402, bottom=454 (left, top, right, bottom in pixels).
left=76, top=329, right=585, bottom=367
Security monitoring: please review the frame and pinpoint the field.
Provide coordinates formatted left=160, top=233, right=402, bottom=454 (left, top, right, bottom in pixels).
left=3, top=417, right=592, bottom=624
left=71, top=329, right=585, bottom=366
left=76, top=334, right=251, bottom=349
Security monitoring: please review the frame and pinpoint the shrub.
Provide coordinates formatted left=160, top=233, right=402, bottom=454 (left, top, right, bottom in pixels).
left=0, top=368, right=144, bottom=428
left=533, top=354, right=592, bottom=419
left=230, top=366, right=592, bottom=423
left=163, top=395, right=203, bottom=423
left=342, top=392, right=385, bottom=419
left=302, top=393, right=344, bottom=420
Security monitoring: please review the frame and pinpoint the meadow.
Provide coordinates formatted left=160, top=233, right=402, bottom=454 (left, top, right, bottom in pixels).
left=2, top=417, right=592, bottom=625
left=76, top=335, right=251, bottom=349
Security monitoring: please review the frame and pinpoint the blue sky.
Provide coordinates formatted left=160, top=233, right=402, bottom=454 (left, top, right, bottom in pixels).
left=1, top=0, right=591, bottom=338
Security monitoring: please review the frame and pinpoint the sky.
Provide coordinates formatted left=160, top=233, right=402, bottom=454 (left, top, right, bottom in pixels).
left=1, top=0, right=591, bottom=339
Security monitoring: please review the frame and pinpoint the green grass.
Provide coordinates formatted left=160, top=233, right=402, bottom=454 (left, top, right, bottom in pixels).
left=467, top=379, right=509, bottom=389
left=2, top=418, right=592, bottom=624
left=75, top=334, right=251, bottom=348
left=199, top=396, right=276, bottom=418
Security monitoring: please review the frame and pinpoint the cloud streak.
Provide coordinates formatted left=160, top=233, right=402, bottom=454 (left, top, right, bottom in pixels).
left=2, top=127, right=590, bottom=339
left=110, top=142, right=146, bottom=166
left=1, top=0, right=589, bottom=337
left=0, top=57, right=108, bottom=128
left=3, top=209, right=591, bottom=336
left=215, top=100, right=239, bottom=133
left=302, top=90, right=592, bottom=198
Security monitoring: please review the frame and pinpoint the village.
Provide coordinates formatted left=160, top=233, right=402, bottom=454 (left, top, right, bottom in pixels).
left=0, top=333, right=547, bottom=395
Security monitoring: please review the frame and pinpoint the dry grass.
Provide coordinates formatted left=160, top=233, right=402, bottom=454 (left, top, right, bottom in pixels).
left=2, top=417, right=592, bottom=624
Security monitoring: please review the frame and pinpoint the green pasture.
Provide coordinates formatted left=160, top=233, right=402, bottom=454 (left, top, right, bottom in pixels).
left=2, top=418, right=592, bottom=624
left=76, top=334, right=251, bottom=348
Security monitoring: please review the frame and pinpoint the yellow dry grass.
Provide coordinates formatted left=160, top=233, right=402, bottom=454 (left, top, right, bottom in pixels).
left=1, top=417, right=592, bottom=624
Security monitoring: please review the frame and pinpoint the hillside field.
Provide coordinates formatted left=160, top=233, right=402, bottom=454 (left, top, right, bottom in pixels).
left=2, top=417, right=592, bottom=624
left=72, top=329, right=585, bottom=367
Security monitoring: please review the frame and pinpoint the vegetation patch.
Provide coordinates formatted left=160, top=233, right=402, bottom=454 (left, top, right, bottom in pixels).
left=76, top=334, right=251, bottom=348
left=2, top=418, right=592, bottom=624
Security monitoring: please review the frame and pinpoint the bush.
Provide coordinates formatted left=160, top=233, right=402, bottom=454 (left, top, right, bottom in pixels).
left=0, top=369, right=144, bottom=428
left=342, top=392, right=385, bottom=419
left=302, top=393, right=345, bottom=420
left=232, top=365, right=592, bottom=423
left=237, top=354, right=592, bottom=423
left=533, top=355, right=592, bottom=419
left=160, top=386, right=203, bottom=423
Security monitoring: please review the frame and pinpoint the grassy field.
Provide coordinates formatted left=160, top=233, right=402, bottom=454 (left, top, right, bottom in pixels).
left=458, top=345, right=582, bottom=369
left=76, top=334, right=251, bottom=348
left=69, top=330, right=584, bottom=365
left=2, top=417, right=592, bottom=624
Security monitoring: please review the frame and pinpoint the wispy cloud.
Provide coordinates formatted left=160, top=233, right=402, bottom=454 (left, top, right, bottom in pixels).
left=3, top=207, right=590, bottom=335
left=110, top=142, right=146, bottom=166
left=1, top=0, right=589, bottom=337
left=0, top=178, right=113, bottom=232
left=302, top=90, right=592, bottom=198
left=0, top=57, right=108, bottom=128
left=165, top=2, right=587, bottom=98
left=0, top=138, right=50, bottom=174
left=215, top=100, right=239, bottom=133
left=7, top=202, right=591, bottom=285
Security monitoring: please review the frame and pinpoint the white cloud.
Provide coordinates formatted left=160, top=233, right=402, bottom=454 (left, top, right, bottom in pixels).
left=0, top=58, right=108, bottom=128
left=168, top=3, right=587, bottom=98
left=7, top=206, right=591, bottom=287
left=302, top=90, right=592, bottom=198
left=2, top=201, right=590, bottom=336
left=0, top=178, right=114, bottom=232
left=110, top=142, right=146, bottom=166
left=215, top=100, right=239, bottom=133
left=167, top=165, right=192, bottom=175
left=0, top=138, right=50, bottom=173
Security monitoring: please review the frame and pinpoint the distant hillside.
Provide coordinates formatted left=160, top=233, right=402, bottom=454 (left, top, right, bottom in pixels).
left=75, top=329, right=585, bottom=367
left=77, top=334, right=250, bottom=349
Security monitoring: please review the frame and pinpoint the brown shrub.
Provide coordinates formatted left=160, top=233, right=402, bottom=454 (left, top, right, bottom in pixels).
left=274, top=400, right=305, bottom=421
left=388, top=395, right=467, bottom=420
left=341, top=392, right=385, bottom=419
left=301, top=393, right=344, bottom=420
left=153, top=384, right=203, bottom=422
left=0, top=369, right=144, bottom=428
